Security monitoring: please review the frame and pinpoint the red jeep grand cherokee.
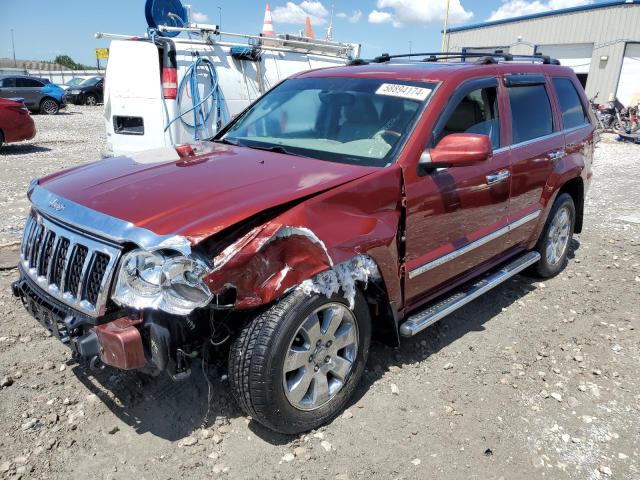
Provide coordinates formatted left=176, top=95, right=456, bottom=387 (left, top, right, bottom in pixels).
left=13, top=53, right=594, bottom=434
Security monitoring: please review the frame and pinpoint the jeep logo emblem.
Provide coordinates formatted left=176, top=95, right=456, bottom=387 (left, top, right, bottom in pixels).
left=48, top=198, right=65, bottom=212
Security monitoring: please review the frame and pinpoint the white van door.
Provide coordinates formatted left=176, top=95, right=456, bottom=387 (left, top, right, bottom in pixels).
left=105, top=40, right=167, bottom=156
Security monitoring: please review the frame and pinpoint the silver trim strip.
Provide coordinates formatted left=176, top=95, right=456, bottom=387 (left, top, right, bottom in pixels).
left=29, top=185, right=192, bottom=255
left=408, top=209, right=541, bottom=279
left=400, top=251, right=541, bottom=337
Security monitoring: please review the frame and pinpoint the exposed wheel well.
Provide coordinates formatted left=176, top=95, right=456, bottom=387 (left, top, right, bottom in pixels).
left=557, top=177, right=584, bottom=233
left=358, top=278, right=400, bottom=347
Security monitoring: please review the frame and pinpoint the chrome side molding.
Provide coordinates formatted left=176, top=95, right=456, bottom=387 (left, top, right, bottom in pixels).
left=400, top=251, right=541, bottom=337
left=408, top=210, right=541, bottom=279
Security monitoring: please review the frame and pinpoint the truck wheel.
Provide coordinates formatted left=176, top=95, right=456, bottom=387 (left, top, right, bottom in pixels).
left=85, top=94, right=97, bottom=106
left=532, top=193, right=575, bottom=278
left=229, top=289, right=371, bottom=434
left=40, top=98, right=59, bottom=115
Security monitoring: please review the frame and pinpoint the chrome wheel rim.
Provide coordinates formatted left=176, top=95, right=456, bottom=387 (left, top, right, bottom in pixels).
left=283, top=303, right=358, bottom=411
left=42, top=100, right=57, bottom=114
left=86, top=96, right=96, bottom=106
left=545, top=206, right=571, bottom=265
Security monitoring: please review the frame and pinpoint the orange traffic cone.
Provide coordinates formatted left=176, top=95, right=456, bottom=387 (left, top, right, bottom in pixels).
left=262, top=3, right=275, bottom=37
left=305, top=16, right=314, bottom=38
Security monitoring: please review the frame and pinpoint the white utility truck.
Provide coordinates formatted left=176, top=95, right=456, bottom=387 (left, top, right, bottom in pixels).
left=99, top=28, right=360, bottom=156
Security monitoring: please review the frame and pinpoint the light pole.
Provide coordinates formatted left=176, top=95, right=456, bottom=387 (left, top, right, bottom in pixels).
left=441, top=0, right=451, bottom=52
left=11, top=29, right=17, bottom=67
left=218, top=6, right=222, bottom=37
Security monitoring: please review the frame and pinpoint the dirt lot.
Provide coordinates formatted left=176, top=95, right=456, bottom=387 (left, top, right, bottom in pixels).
left=0, top=106, right=638, bottom=480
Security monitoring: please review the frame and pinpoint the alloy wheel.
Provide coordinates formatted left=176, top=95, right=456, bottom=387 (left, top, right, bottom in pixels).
left=86, top=95, right=97, bottom=106
left=545, top=206, right=571, bottom=265
left=283, top=303, right=358, bottom=411
left=41, top=99, right=58, bottom=115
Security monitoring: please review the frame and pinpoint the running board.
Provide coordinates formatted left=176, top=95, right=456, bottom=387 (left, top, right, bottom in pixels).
left=399, top=251, right=541, bottom=337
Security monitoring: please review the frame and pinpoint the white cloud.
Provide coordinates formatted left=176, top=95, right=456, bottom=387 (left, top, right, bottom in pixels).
left=191, top=11, right=209, bottom=22
left=368, top=0, right=473, bottom=27
left=368, top=10, right=394, bottom=24
left=336, top=10, right=363, bottom=23
left=487, top=0, right=592, bottom=21
left=272, top=1, right=330, bottom=25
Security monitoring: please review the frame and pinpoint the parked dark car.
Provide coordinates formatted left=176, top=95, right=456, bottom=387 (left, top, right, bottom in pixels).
left=64, top=77, right=104, bottom=106
left=0, top=98, right=36, bottom=148
left=13, top=53, right=595, bottom=434
left=0, top=75, right=66, bottom=115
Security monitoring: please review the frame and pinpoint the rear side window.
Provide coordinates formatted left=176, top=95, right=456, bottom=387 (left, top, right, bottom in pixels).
left=552, top=77, right=589, bottom=129
left=16, top=78, right=43, bottom=88
left=508, top=85, right=554, bottom=144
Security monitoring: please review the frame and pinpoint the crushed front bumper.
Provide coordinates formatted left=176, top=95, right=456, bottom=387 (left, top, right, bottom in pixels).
left=13, top=269, right=200, bottom=379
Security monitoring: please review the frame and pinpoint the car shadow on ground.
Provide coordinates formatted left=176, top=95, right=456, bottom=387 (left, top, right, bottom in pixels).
left=0, top=144, right=51, bottom=155
left=71, top=241, right=580, bottom=445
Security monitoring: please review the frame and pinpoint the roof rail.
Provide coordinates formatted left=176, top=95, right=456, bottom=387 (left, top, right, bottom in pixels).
left=360, top=51, right=560, bottom=65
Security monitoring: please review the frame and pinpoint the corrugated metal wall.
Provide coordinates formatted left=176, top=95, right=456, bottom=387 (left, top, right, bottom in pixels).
left=444, top=3, right=640, bottom=101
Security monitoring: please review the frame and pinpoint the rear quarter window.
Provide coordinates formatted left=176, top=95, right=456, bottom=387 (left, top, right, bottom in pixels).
left=552, top=77, right=589, bottom=129
left=508, top=84, right=554, bottom=144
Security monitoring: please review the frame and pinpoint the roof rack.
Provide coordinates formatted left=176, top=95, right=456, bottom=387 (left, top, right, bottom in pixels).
left=348, top=51, right=560, bottom=66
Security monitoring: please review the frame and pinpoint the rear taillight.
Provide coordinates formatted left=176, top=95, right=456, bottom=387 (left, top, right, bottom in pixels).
left=162, top=67, right=177, bottom=99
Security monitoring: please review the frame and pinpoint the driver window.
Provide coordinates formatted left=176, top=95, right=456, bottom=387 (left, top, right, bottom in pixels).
left=437, top=87, right=500, bottom=149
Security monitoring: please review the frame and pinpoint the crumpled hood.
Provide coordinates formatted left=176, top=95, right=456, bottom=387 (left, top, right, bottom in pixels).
left=38, top=143, right=377, bottom=242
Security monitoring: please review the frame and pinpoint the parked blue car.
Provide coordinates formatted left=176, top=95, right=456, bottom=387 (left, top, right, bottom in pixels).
left=0, top=76, right=67, bottom=114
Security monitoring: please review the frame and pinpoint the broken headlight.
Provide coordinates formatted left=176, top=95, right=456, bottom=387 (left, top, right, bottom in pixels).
left=112, top=249, right=213, bottom=315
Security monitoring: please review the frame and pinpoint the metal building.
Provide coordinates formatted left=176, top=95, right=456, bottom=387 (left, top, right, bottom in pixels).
left=443, top=0, right=640, bottom=105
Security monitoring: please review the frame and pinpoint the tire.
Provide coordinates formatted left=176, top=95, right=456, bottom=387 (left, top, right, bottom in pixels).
left=531, top=193, right=575, bottom=278
left=0, top=130, right=4, bottom=149
left=85, top=94, right=97, bottom=106
left=39, top=98, right=59, bottom=115
left=229, top=288, right=371, bottom=434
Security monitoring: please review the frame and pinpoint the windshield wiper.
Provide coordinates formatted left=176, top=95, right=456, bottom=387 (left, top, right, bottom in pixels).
left=212, top=137, right=239, bottom=146
left=245, top=144, right=301, bottom=157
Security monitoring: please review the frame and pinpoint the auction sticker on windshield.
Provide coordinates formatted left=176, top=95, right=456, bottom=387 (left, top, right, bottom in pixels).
left=375, top=83, right=432, bottom=101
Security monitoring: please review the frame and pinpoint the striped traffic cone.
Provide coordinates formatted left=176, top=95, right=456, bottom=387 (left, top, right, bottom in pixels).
left=262, top=3, right=275, bottom=37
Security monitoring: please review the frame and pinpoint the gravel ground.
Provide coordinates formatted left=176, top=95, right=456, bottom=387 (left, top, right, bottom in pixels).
left=0, top=108, right=639, bottom=480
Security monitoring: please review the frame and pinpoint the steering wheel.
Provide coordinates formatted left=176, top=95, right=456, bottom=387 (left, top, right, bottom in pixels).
left=374, top=128, right=402, bottom=145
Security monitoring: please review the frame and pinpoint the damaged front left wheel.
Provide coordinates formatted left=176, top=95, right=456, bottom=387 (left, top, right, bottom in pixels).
left=228, top=289, right=371, bottom=434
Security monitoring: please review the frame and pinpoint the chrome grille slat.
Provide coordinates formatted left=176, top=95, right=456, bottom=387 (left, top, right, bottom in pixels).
left=20, top=211, right=121, bottom=317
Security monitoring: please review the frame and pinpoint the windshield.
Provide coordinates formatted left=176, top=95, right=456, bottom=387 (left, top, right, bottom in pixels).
left=81, top=77, right=101, bottom=86
left=66, top=78, right=84, bottom=86
left=220, top=77, right=435, bottom=167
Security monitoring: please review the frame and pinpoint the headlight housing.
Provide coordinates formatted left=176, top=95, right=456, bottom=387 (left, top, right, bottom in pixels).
left=112, top=249, right=213, bottom=315
left=69, top=89, right=81, bottom=94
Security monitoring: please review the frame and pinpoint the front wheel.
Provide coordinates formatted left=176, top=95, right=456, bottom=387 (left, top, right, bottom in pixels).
left=531, top=193, right=575, bottom=278
left=229, top=289, right=371, bottom=434
left=85, top=94, right=97, bottom=106
left=39, top=98, right=59, bottom=115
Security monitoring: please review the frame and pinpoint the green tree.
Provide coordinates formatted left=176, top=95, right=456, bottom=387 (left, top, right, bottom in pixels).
left=54, top=55, right=77, bottom=69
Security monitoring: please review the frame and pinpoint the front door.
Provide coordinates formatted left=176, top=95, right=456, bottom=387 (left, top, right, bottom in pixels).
left=403, top=77, right=511, bottom=307
left=15, top=77, right=44, bottom=108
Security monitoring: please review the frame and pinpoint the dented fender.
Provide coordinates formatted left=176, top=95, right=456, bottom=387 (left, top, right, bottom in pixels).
left=203, top=166, right=404, bottom=311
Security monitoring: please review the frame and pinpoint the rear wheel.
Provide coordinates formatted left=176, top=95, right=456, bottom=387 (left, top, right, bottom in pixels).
left=85, top=94, right=97, bottom=106
left=229, top=289, right=371, bottom=434
left=532, top=193, right=575, bottom=278
left=40, top=98, right=59, bottom=115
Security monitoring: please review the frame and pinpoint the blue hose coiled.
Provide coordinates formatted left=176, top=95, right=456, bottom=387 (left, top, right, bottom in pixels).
left=164, top=54, right=226, bottom=141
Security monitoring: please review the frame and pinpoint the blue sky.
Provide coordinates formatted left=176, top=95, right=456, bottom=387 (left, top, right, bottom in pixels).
left=1, top=0, right=601, bottom=65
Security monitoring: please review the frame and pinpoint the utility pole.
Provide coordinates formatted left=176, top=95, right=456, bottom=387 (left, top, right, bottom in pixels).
left=409, top=41, right=412, bottom=55
left=218, top=6, right=222, bottom=38
left=11, top=29, right=17, bottom=67
left=441, top=0, right=451, bottom=52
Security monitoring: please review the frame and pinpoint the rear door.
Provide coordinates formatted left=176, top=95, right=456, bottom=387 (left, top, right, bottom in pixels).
left=504, top=74, right=564, bottom=249
left=404, top=77, right=512, bottom=305
left=15, top=77, right=44, bottom=108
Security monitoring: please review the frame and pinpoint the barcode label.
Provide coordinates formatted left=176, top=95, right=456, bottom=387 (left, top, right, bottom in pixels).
left=375, top=83, right=432, bottom=101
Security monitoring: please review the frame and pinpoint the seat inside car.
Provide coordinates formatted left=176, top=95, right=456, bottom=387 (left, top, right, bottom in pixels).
left=337, top=95, right=380, bottom=143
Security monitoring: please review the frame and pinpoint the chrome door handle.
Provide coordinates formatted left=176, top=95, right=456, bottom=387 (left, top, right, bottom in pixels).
left=486, top=169, right=510, bottom=185
left=549, top=150, right=566, bottom=160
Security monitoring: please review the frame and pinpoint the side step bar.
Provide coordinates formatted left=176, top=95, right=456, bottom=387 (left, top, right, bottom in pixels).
left=399, top=251, right=541, bottom=337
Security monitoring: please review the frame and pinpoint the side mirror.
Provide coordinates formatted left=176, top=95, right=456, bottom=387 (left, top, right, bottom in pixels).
left=418, top=133, right=492, bottom=174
